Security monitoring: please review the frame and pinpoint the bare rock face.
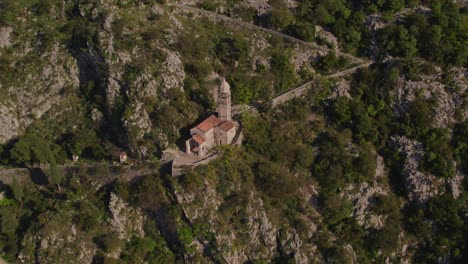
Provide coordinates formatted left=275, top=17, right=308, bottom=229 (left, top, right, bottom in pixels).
left=0, top=104, right=20, bottom=144
left=449, top=67, right=468, bottom=119
left=286, top=0, right=299, bottom=8
left=135, top=70, right=160, bottom=100
left=174, top=177, right=223, bottom=219
left=294, top=244, right=320, bottom=264
left=90, top=108, right=104, bottom=126
left=122, top=102, right=152, bottom=140
left=220, top=196, right=279, bottom=263
left=344, top=244, right=358, bottom=264
left=106, top=77, right=121, bottom=107
left=109, top=193, right=145, bottom=240
left=18, top=212, right=97, bottom=264
left=152, top=127, right=169, bottom=150
left=330, top=79, right=351, bottom=99
left=244, top=197, right=277, bottom=259
left=173, top=164, right=324, bottom=262
left=279, top=229, right=303, bottom=256
left=292, top=45, right=322, bottom=73
left=0, top=27, right=12, bottom=48
left=315, top=26, right=338, bottom=49
left=391, top=136, right=440, bottom=204
left=365, top=15, right=387, bottom=31
left=0, top=43, right=80, bottom=144
left=392, top=68, right=467, bottom=127
left=448, top=171, right=465, bottom=199
left=160, top=49, right=185, bottom=92
left=343, top=182, right=388, bottom=229
left=150, top=4, right=165, bottom=17
left=375, top=155, right=386, bottom=178
left=250, top=35, right=271, bottom=71
left=340, top=154, right=391, bottom=229
left=244, top=0, right=271, bottom=15
left=122, top=102, right=153, bottom=156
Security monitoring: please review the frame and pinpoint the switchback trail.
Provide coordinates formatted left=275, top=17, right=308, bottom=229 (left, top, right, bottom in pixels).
left=233, top=61, right=373, bottom=114
left=170, top=3, right=373, bottom=112
left=171, top=4, right=365, bottom=64
left=0, top=5, right=372, bottom=177
left=272, top=61, right=373, bottom=106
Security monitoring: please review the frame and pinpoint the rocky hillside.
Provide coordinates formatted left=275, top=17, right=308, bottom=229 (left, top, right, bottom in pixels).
left=0, top=0, right=466, bottom=263
left=0, top=0, right=346, bottom=161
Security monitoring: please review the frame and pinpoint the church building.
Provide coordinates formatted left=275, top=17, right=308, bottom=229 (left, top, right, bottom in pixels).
left=185, top=78, right=238, bottom=157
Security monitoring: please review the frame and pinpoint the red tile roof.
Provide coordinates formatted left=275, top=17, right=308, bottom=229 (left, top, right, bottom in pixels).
left=192, top=134, right=206, bottom=144
left=218, top=121, right=235, bottom=132
left=196, top=115, right=220, bottom=132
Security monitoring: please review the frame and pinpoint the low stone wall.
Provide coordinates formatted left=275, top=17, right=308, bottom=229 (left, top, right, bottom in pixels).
left=0, top=164, right=160, bottom=186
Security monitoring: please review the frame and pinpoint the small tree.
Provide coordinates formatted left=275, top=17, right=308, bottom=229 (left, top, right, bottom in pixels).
left=48, top=158, right=62, bottom=191
left=100, top=232, right=124, bottom=253
left=318, top=51, right=339, bottom=72
left=11, top=177, right=23, bottom=203
left=267, top=0, right=294, bottom=30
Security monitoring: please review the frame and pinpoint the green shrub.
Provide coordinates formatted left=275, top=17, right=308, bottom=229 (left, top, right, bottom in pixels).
left=185, top=60, right=213, bottom=80
left=266, top=0, right=295, bottom=30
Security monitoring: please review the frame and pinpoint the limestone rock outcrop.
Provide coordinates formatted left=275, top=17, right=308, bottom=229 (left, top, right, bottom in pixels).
left=391, top=136, right=440, bottom=204
left=160, top=49, right=186, bottom=92
left=109, top=193, right=145, bottom=240
left=0, top=43, right=80, bottom=144
left=392, top=68, right=467, bottom=127
left=344, top=182, right=388, bottom=229
left=0, top=27, right=12, bottom=48
left=244, top=0, right=271, bottom=15
left=315, top=26, right=339, bottom=49
left=18, top=212, right=97, bottom=264
left=0, top=104, right=20, bottom=144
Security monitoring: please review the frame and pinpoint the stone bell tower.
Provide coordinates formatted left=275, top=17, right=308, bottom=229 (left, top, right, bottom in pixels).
left=217, top=78, right=231, bottom=121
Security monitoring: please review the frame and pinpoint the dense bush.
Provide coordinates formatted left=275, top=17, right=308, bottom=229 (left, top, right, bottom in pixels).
left=376, top=1, right=467, bottom=65
left=0, top=0, right=465, bottom=262
left=265, top=0, right=295, bottom=30
left=9, top=132, right=67, bottom=167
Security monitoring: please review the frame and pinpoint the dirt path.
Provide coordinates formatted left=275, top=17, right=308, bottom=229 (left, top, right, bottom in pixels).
left=171, top=4, right=364, bottom=64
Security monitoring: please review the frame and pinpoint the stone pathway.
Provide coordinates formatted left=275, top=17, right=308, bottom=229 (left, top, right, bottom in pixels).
left=171, top=4, right=365, bottom=64
left=0, top=5, right=372, bottom=179
left=168, top=148, right=220, bottom=176
left=233, top=61, right=373, bottom=114
left=170, top=2, right=373, bottom=115
left=272, top=61, right=372, bottom=106
left=167, top=126, right=244, bottom=176
left=0, top=164, right=157, bottom=186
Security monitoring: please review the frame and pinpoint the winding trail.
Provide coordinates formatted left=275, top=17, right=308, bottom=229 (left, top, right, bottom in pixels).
left=0, top=4, right=372, bottom=179
left=171, top=4, right=364, bottom=64
left=271, top=61, right=372, bottom=106
left=233, top=61, right=373, bottom=114
left=169, top=3, right=372, bottom=112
